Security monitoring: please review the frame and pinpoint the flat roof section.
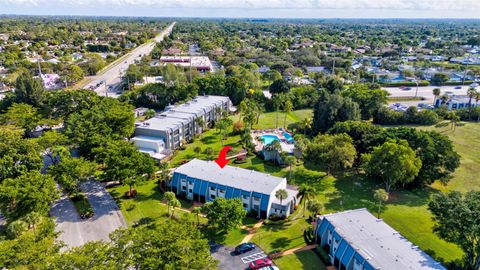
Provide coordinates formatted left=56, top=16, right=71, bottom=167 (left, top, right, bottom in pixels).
left=321, top=208, right=447, bottom=270
left=174, top=159, right=286, bottom=195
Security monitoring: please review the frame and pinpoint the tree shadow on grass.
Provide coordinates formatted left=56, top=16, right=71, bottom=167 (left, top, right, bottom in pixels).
left=201, top=135, right=219, bottom=145
left=270, top=237, right=293, bottom=251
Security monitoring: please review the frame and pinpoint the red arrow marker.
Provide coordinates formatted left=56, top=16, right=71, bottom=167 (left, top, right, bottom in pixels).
left=215, top=146, right=232, bottom=168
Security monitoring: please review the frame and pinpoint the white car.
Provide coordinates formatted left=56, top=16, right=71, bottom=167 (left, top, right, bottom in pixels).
left=259, top=266, right=279, bottom=270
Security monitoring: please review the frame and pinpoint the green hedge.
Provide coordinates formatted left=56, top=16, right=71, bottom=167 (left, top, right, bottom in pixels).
left=380, top=80, right=429, bottom=87
left=442, top=80, right=475, bottom=86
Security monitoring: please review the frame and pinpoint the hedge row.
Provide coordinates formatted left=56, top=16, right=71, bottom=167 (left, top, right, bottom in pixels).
left=380, top=80, right=430, bottom=87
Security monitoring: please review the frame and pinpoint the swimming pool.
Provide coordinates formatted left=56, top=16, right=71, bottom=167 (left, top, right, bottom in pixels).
left=261, top=134, right=280, bottom=145
left=260, top=132, right=295, bottom=145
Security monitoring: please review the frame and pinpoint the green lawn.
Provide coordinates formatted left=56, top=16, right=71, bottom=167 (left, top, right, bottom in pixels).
left=274, top=250, right=326, bottom=270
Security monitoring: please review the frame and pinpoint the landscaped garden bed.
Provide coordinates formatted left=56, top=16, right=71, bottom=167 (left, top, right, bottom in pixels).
left=70, top=193, right=94, bottom=219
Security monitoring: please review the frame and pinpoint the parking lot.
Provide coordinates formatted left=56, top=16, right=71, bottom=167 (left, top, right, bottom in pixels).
left=210, top=242, right=273, bottom=270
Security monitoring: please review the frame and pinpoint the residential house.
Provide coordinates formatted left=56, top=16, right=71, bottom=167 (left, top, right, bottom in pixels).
left=255, top=66, right=270, bottom=73
left=158, top=56, right=213, bottom=72
left=315, top=209, right=447, bottom=270
left=171, top=159, right=299, bottom=218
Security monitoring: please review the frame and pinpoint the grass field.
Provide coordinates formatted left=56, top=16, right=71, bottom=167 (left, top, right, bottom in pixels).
left=274, top=250, right=326, bottom=270
left=112, top=109, right=479, bottom=267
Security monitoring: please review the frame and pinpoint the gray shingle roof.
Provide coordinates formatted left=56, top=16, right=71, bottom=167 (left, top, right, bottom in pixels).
left=322, top=208, right=447, bottom=270
left=174, top=159, right=286, bottom=195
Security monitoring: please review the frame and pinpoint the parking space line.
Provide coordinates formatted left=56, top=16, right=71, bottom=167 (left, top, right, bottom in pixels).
left=241, top=252, right=266, bottom=264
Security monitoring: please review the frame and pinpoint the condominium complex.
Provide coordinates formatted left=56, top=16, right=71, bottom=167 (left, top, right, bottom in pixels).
left=171, top=159, right=299, bottom=218
left=132, top=95, right=231, bottom=159
left=315, top=209, right=446, bottom=270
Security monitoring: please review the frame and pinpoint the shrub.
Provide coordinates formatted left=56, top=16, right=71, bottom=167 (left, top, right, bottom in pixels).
left=71, top=193, right=94, bottom=219
left=233, top=121, right=244, bottom=134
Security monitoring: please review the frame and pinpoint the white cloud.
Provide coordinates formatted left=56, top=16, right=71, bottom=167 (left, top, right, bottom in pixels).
left=3, top=0, right=480, bottom=11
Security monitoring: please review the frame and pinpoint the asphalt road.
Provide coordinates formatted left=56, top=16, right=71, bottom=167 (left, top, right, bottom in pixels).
left=384, top=85, right=471, bottom=105
left=211, top=243, right=271, bottom=270
left=83, top=22, right=176, bottom=98
left=50, top=180, right=127, bottom=248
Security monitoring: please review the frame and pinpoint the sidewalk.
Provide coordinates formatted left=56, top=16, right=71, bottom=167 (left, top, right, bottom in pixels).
left=241, top=219, right=264, bottom=243
left=270, top=244, right=318, bottom=258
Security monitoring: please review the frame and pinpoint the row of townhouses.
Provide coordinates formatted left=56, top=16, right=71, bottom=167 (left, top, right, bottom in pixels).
left=132, top=95, right=232, bottom=159
left=171, top=159, right=299, bottom=219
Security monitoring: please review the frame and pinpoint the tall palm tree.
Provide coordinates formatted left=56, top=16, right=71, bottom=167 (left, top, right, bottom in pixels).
left=191, top=207, right=202, bottom=226
left=432, top=88, right=441, bottom=106
left=299, top=185, right=316, bottom=217
left=275, top=189, right=288, bottom=206
left=301, top=117, right=312, bottom=136
left=284, top=155, right=297, bottom=179
left=467, top=87, right=478, bottom=120
left=283, top=99, right=293, bottom=129
left=272, top=95, right=282, bottom=129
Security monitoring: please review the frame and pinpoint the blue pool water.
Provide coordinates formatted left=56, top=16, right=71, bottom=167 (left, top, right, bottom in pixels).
left=261, top=134, right=280, bottom=145
left=261, top=133, right=295, bottom=145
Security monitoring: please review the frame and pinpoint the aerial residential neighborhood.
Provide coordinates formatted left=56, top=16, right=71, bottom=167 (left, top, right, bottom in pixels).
left=0, top=1, right=480, bottom=270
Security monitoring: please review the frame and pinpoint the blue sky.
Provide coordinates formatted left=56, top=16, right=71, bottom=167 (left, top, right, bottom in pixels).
left=1, top=0, right=480, bottom=18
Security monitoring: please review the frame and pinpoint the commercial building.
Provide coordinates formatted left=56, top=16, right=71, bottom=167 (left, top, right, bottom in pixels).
left=132, top=95, right=231, bottom=159
left=435, top=94, right=480, bottom=110
left=171, top=159, right=299, bottom=218
left=156, top=56, right=213, bottom=72
left=315, top=209, right=446, bottom=270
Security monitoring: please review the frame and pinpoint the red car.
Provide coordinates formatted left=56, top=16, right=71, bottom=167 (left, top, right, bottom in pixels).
left=249, top=258, right=273, bottom=269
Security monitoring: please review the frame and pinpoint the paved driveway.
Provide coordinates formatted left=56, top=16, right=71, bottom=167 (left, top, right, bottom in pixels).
left=50, top=180, right=127, bottom=247
left=211, top=243, right=271, bottom=270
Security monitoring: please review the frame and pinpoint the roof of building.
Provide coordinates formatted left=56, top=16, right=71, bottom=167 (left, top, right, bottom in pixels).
left=320, top=208, right=446, bottom=270
left=160, top=56, right=212, bottom=70
left=174, top=159, right=286, bottom=195
left=136, top=95, right=230, bottom=132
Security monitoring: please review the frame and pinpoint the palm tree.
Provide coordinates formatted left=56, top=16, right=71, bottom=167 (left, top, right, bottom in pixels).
left=447, top=111, right=460, bottom=131
left=299, top=185, right=316, bottom=217
left=191, top=207, right=201, bottom=226
left=163, top=191, right=177, bottom=217
left=272, top=95, right=282, bottom=129
left=432, top=88, right=441, bottom=106
left=170, top=198, right=181, bottom=218
left=195, top=116, right=205, bottom=135
left=264, top=140, right=282, bottom=164
left=275, top=189, right=288, bottom=206
left=307, top=200, right=324, bottom=218
left=284, top=155, right=296, bottom=179
left=373, top=189, right=389, bottom=218
left=301, top=117, right=312, bottom=136
left=467, top=87, right=478, bottom=120
left=283, top=99, right=293, bottom=129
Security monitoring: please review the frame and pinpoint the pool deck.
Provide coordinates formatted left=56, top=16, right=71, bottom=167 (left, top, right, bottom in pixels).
left=251, top=129, right=294, bottom=153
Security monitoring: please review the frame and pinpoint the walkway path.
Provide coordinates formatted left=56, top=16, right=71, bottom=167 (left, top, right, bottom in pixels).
left=270, top=244, right=318, bottom=258
left=241, top=219, right=264, bottom=243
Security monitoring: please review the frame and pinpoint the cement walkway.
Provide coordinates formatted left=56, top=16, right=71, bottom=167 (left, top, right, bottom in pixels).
left=241, top=219, right=264, bottom=243
left=270, top=244, right=318, bottom=258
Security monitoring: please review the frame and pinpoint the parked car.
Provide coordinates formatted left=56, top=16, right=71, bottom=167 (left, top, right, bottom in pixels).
left=404, top=87, right=412, bottom=90
left=234, top=242, right=256, bottom=254
left=454, top=86, right=462, bottom=89
left=259, top=266, right=279, bottom=270
left=249, top=258, right=273, bottom=269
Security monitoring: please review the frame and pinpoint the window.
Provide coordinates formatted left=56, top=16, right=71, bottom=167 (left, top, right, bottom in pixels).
left=329, top=240, right=332, bottom=244
left=243, top=203, right=248, bottom=208
left=242, top=195, right=248, bottom=199
left=253, top=197, right=260, bottom=201
left=210, top=187, right=215, bottom=191
left=253, top=205, right=259, bottom=211
left=188, top=189, right=193, bottom=193
left=219, top=189, right=225, bottom=193
left=181, top=186, right=186, bottom=191
left=210, top=194, right=216, bottom=200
